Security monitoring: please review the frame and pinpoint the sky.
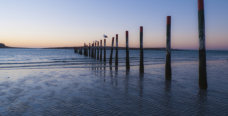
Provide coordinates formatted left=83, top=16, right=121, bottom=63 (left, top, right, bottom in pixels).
left=0, top=0, right=227, bottom=49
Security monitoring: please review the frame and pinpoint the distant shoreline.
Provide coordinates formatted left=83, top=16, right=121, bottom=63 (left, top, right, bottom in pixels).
left=1, top=46, right=227, bottom=51
left=43, top=47, right=179, bottom=51
left=42, top=47, right=228, bottom=51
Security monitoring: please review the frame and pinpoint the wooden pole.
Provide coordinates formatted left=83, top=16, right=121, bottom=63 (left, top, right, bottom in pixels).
left=198, top=0, right=207, bottom=89
left=79, top=47, right=82, bottom=55
left=100, top=40, right=102, bottom=61
left=104, top=39, right=106, bottom=62
left=140, top=26, right=144, bottom=73
left=74, top=48, right=78, bottom=53
left=83, top=43, right=86, bottom=56
left=109, top=37, right=114, bottom=65
left=89, top=43, right=91, bottom=57
left=84, top=43, right=88, bottom=56
left=97, top=41, right=99, bottom=60
left=165, top=16, right=172, bottom=80
left=92, top=42, right=94, bottom=58
left=115, top=34, right=119, bottom=70
left=86, top=44, right=88, bottom=56
left=94, top=41, right=97, bottom=59
left=126, top=31, right=130, bottom=71
left=81, top=47, right=83, bottom=55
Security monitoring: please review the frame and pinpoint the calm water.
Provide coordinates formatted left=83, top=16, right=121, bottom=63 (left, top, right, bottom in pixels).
left=0, top=48, right=227, bottom=116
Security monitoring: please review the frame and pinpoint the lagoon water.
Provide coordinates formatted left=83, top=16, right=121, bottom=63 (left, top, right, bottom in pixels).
left=0, top=48, right=227, bottom=116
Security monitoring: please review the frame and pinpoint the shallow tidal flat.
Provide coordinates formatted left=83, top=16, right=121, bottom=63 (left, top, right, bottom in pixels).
left=0, top=49, right=227, bottom=115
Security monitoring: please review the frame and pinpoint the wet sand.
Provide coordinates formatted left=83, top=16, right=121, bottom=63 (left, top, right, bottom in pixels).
left=0, top=49, right=227, bottom=115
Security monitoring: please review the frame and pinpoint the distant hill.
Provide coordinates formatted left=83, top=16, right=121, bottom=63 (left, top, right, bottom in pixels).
left=0, top=43, right=9, bottom=48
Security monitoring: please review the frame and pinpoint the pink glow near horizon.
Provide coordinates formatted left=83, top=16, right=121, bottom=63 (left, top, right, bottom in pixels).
left=0, top=0, right=227, bottom=50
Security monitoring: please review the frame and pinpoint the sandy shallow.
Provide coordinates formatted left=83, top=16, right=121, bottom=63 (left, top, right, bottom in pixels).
left=0, top=49, right=228, bottom=115
left=0, top=59, right=227, bottom=116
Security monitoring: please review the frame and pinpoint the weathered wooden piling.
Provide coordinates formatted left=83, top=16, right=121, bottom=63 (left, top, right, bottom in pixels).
left=100, top=40, right=102, bottom=61
left=84, top=43, right=88, bottom=56
left=140, top=26, right=144, bottom=74
left=198, top=0, right=207, bottom=89
left=104, top=39, right=106, bottom=62
left=115, top=34, right=119, bottom=70
left=89, top=43, right=91, bottom=57
left=83, top=43, right=86, bottom=56
left=79, top=47, right=82, bottom=55
left=86, top=44, right=88, bottom=56
left=97, top=41, right=99, bottom=60
left=74, top=48, right=78, bottom=53
left=81, top=47, right=83, bottom=55
left=109, top=37, right=114, bottom=64
left=165, top=16, right=172, bottom=80
left=91, top=42, right=94, bottom=58
left=126, top=31, right=130, bottom=71
left=94, top=41, right=97, bottom=58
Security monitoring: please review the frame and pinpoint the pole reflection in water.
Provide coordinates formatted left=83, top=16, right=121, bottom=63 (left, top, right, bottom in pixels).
left=103, top=61, right=106, bottom=82
left=124, top=72, right=129, bottom=94
left=138, top=75, right=144, bottom=115
left=165, top=80, right=172, bottom=92
left=197, top=90, right=208, bottom=116
left=138, top=76, right=144, bottom=97
left=163, top=80, right=173, bottom=114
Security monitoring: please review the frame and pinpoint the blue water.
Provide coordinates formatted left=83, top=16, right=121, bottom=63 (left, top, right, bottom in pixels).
left=0, top=48, right=227, bottom=115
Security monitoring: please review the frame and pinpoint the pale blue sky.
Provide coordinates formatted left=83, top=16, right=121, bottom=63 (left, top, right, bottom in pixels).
left=0, top=0, right=227, bottom=49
